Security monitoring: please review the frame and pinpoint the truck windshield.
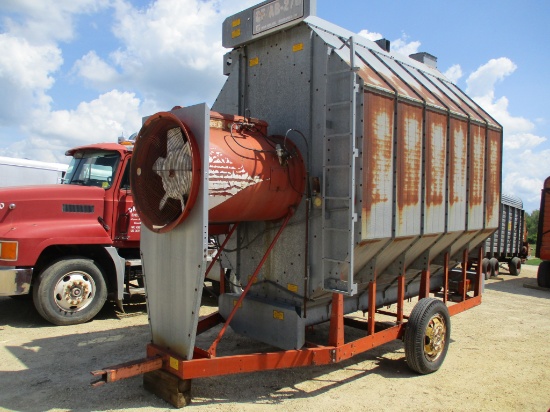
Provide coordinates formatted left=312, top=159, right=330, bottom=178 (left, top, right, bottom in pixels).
left=64, top=151, right=120, bottom=189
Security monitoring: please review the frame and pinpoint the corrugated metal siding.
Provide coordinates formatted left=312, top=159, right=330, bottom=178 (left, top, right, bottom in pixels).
left=362, top=92, right=394, bottom=240
left=424, top=111, right=447, bottom=234
left=468, top=123, right=486, bottom=230
left=396, top=102, right=423, bottom=237
left=448, top=118, right=468, bottom=232
left=486, top=129, right=502, bottom=228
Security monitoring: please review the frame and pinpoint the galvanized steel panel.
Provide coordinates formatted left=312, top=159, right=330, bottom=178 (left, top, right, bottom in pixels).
left=446, top=82, right=500, bottom=128
left=362, top=92, right=394, bottom=240
left=429, top=76, right=485, bottom=124
left=468, top=123, right=486, bottom=230
left=396, top=102, right=423, bottom=237
left=424, top=111, right=447, bottom=234
left=448, top=118, right=468, bottom=231
left=485, top=129, right=502, bottom=228
left=141, top=104, right=209, bottom=360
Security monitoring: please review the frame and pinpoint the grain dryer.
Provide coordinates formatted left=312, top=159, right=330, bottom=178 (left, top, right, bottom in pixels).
left=92, top=0, right=502, bottom=406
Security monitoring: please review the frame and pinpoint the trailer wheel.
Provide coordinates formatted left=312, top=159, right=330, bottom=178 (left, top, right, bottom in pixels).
left=404, top=298, right=451, bottom=374
left=489, top=258, right=499, bottom=277
left=481, top=258, right=490, bottom=280
left=537, top=261, right=550, bottom=288
left=33, top=257, right=107, bottom=326
left=508, top=257, right=521, bottom=276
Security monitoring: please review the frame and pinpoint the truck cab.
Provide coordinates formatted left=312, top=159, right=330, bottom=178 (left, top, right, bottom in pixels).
left=0, top=141, right=141, bottom=325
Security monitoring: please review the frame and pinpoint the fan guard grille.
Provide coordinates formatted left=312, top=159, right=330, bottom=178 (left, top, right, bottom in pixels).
left=130, top=112, right=201, bottom=233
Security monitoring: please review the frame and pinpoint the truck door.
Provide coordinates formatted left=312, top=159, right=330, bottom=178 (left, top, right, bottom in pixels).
left=114, top=158, right=140, bottom=245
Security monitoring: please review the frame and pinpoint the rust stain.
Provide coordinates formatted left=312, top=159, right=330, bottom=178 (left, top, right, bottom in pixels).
left=469, top=124, right=485, bottom=207
left=425, top=111, right=446, bottom=208
left=396, top=102, right=422, bottom=214
left=485, top=129, right=501, bottom=226
left=362, top=92, right=393, bottom=223
left=358, top=65, right=388, bottom=90
left=449, top=119, right=467, bottom=206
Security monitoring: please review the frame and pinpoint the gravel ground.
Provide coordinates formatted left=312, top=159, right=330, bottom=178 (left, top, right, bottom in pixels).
left=0, top=264, right=548, bottom=412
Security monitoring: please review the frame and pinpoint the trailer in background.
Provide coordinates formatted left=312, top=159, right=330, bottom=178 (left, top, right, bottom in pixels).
left=479, top=193, right=528, bottom=279
left=536, top=177, right=550, bottom=287
left=0, top=156, right=68, bottom=187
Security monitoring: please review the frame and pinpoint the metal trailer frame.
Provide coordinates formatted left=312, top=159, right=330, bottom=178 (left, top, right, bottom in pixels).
left=92, top=223, right=483, bottom=407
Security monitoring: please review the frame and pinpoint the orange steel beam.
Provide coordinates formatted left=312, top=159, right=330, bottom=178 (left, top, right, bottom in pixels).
left=447, top=295, right=481, bottom=316
left=328, top=293, right=344, bottom=347
left=397, top=274, right=405, bottom=323
left=462, top=249, right=468, bottom=301
left=367, top=281, right=376, bottom=335
left=419, top=268, right=430, bottom=299
left=474, top=246, right=483, bottom=296
left=91, top=356, right=163, bottom=386
left=205, top=223, right=239, bottom=279
left=208, top=211, right=293, bottom=356
left=443, top=252, right=449, bottom=304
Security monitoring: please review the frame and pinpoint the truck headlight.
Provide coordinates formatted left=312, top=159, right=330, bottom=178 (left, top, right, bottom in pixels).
left=0, top=241, right=18, bottom=261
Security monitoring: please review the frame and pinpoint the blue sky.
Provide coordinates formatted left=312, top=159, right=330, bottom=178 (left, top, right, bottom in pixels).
left=0, top=0, right=549, bottom=212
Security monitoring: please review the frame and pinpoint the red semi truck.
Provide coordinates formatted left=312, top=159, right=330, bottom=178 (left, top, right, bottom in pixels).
left=0, top=140, right=143, bottom=325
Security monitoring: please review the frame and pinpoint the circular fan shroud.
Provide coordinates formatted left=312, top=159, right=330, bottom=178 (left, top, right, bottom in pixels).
left=130, top=112, right=201, bottom=233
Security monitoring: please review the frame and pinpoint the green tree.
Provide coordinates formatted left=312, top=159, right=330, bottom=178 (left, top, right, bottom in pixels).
left=526, top=209, right=539, bottom=245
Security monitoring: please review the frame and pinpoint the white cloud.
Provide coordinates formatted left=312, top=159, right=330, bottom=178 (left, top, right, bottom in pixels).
left=464, top=58, right=549, bottom=211
left=1, top=90, right=142, bottom=162
left=358, top=29, right=384, bottom=42
left=0, top=0, right=110, bottom=44
left=0, top=34, right=61, bottom=123
left=444, top=64, right=462, bottom=83
left=72, top=51, right=120, bottom=87
left=391, top=34, right=421, bottom=57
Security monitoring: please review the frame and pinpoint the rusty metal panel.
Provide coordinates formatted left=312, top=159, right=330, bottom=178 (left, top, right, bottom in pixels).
left=446, top=82, right=500, bottom=128
left=429, top=76, right=485, bottom=124
left=396, top=102, right=423, bottom=237
left=362, top=92, right=394, bottom=240
left=408, top=72, right=467, bottom=116
left=355, top=55, right=393, bottom=94
left=485, top=129, right=502, bottom=229
left=448, top=118, right=468, bottom=232
left=468, top=123, right=486, bottom=230
left=355, top=47, right=418, bottom=100
left=424, top=110, right=447, bottom=234
left=375, top=52, right=443, bottom=109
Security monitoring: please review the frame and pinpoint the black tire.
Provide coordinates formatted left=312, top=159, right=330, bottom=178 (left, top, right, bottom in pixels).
left=508, top=257, right=521, bottom=276
left=33, top=257, right=107, bottom=326
left=489, top=258, right=499, bottom=277
left=404, top=298, right=451, bottom=374
left=537, top=261, right=550, bottom=288
left=481, top=258, right=490, bottom=280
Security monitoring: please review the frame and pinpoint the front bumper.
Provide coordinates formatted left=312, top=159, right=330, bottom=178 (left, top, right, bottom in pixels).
left=0, top=267, right=33, bottom=296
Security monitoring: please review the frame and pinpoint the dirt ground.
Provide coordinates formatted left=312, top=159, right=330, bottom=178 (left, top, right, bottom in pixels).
left=0, top=264, right=548, bottom=412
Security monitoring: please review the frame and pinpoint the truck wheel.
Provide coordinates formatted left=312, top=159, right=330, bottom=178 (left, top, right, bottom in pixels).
left=481, top=258, right=490, bottom=280
left=537, top=261, right=550, bottom=288
left=508, top=257, right=521, bottom=276
left=404, top=298, right=451, bottom=374
left=489, top=258, right=499, bottom=277
left=33, top=258, right=107, bottom=326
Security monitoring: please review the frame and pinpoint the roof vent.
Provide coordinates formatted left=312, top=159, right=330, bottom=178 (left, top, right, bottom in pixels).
left=375, top=38, right=390, bottom=52
left=409, top=52, right=437, bottom=69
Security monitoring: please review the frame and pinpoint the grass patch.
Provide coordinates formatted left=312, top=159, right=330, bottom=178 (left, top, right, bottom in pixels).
left=525, top=258, right=542, bottom=266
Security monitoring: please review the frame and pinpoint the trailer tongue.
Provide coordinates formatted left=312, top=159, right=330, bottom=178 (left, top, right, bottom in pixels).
left=91, top=0, right=502, bottom=407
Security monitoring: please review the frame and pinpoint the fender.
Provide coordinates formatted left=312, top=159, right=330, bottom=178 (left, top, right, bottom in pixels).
left=0, top=219, right=112, bottom=266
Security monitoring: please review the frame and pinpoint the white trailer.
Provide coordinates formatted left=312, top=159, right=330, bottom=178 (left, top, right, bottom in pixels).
left=0, top=156, right=68, bottom=187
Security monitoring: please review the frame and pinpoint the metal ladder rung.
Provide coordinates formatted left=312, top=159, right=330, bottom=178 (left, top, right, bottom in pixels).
left=325, top=196, right=350, bottom=201
left=326, top=132, right=352, bottom=139
left=323, top=257, right=350, bottom=264
left=327, top=69, right=354, bottom=76
left=323, top=227, right=350, bottom=232
left=324, top=164, right=351, bottom=170
left=327, top=101, right=352, bottom=108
